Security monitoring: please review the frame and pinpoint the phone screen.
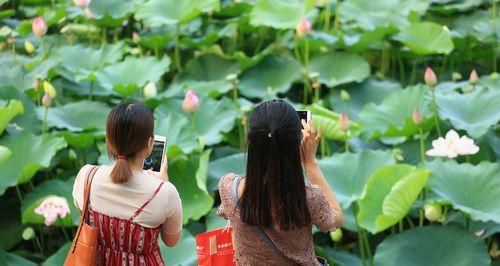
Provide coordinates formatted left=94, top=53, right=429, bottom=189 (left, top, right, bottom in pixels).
left=143, top=139, right=166, bottom=172
left=297, top=111, right=310, bottom=128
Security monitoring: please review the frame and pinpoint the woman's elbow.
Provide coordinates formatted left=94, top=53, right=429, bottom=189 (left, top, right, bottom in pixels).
left=161, top=231, right=181, bottom=247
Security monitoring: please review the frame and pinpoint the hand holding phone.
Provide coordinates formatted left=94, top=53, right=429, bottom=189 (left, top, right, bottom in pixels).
left=297, top=110, right=311, bottom=128
left=144, top=135, right=168, bottom=181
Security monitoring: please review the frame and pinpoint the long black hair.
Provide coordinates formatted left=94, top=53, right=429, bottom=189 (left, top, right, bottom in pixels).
left=240, top=99, right=311, bottom=230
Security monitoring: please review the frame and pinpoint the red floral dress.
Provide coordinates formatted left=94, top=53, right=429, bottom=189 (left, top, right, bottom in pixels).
left=88, top=182, right=165, bottom=266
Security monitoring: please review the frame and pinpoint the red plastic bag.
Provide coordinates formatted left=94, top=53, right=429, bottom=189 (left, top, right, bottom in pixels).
left=196, top=227, right=236, bottom=266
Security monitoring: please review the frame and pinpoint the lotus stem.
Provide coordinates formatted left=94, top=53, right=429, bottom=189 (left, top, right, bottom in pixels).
left=15, top=186, right=23, bottom=203
left=41, top=106, right=48, bottom=136
left=314, top=86, right=320, bottom=103
left=399, top=220, right=403, bottom=233
left=294, top=40, right=302, bottom=63
left=323, top=0, right=331, bottom=32
left=466, top=155, right=471, bottom=163
left=361, top=230, right=373, bottom=266
left=406, top=216, right=415, bottom=229
left=231, top=24, right=238, bottom=54
left=357, top=227, right=366, bottom=266
left=33, top=234, right=43, bottom=255
left=333, top=3, right=340, bottom=31
left=493, top=0, right=497, bottom=72
left=113, top=27, right=119, bottom=43
left=431, top=88, right=442, bottom=136
left=409, top=58, right=417, bottom=84
left=89, top=81, right=94, bottom=101
left=102, top=27, right=107, bottom=44
left=419, top=209, right=424, bottom=227
left=191, top=113, right=196, bottom=130
left=304, top=39, right=310, bottom=68
left=419, top=127, right=425, bottom=162
left=58, top=217, right=70, bottom=242
left=41, top=38, right=46, bottom=60
left=398, top=53, right=405, bottom=83
left=175, top=24, right=182, bottom=71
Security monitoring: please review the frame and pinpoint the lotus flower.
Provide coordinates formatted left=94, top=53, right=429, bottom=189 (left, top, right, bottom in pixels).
left=182, top=89, right=199, bottom=113
left=32, top=17, right=47, bottom=37
left=43, top=81, right=57, bottom=98
left=424, top=67, right=437, bottom=87
left=340, top=90, right=350, bottom=101
left=424, top=203, right=444, bottom=222
left=42, top=93, right=52, bottom=107
left=338, top=113, right=350, bottom=131
left=412, top=108, right=422, bottom=126
left=84, top=8, right=93, bottom=18
left=73, top=0, right=91, bottom=7
left=34, top=196, right=71, bottom=226
left=469, top=69, right=478, bottom=85
left=426, top=129, right=479, bottom=158
left=452, top=72, right=462, bottom=81
left=295, top=17, right=312, bottom=38
left=24, top=41, right=35, bottom=54
left=143, top=81, right=157, bottom=99
left=132, top=32, right=140, bottom=43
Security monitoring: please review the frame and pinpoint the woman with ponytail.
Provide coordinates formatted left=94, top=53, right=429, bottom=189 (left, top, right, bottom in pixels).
left=217, top=100, right=343, bottom=265
left=72, top=102, right=182, bottom=265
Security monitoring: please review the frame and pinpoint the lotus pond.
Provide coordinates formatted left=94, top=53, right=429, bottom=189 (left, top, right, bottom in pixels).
left=0, top=0, right=499, bottom=265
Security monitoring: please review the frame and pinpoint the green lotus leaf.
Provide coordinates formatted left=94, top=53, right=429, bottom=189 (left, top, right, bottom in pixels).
left=88, top=0, right=137, bottom=20
left=135, top=0, right=219, bottom=26
left=318, top=149, right=396, bottom=210
left=0, top=145, right=11, bottom=165
left=309, top=52, right=370, bottom=88
left=394, top=22, right=454, bottom=55
left=307, top=104, right=362, bottom=140
left=36, top=100, right=109, bottom=133
left=452, top=10, right=500, bottom=42
left=341, top=27, right=392, bottom=52
left=424, top=159, right=500, bottom=224
left=155, top=95, right=236, bottom=146
left=56, top=43, right=124, bottom=82
left=42, top=242, right=71, bottom=266
left=374, top=225, right=490, bottom=266
left=437, top=88, right=500, bottom=138
left=0, top=99, right=24, bottom=134
left=155, top=112, right=199, bottom=154
left=0, top=199, right=24, bottom=250
left=357, top=164, right=429, bottom=234
left=329, top=79, right=402, bottom=119
left=338, top=0, right=429, bottom=31
left=0, top=53, right=58, bottom=91
left=357, top=85, right=435, bottom=140
left=207, top=152, right=245, bottom=192
left=249, top=0, right=313, bottom=29
left=238, top=56, right=302, bottom=99
left=21, top=177, right=78, bottom=227
left=57, top=132, right=97, bottom=149
left=0, top=86, right=40, bottom=133
left=169, top=151, right=214, bottom=224
left=0, top=133, right=67, bottom=195
left=160, top=229, right=197, bottom=266
left=445, top=211, right=500, bottom=240
left=0, top=250, right=37, bottom=266
left=206, top=208, right=228, bottom=231
left=172, top=54, right=241, bottom=96
left=95, top=56, right=170, bottom=95
left=432, top=0, right=485, bottom=13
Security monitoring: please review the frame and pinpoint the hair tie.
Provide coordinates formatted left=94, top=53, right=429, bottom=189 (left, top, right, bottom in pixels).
left=117, top=155, right=127, bottom=160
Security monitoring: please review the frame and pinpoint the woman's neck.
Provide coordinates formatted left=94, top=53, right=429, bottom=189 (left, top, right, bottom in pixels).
left=127, top=156, right=145, bottom=172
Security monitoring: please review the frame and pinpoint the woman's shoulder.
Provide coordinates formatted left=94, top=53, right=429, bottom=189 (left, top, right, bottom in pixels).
left=218, top=173, right=239, bottom=199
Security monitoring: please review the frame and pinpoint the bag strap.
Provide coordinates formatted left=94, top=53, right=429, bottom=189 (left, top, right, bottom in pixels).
left=129, top=181, right=165, bottom=222
left=232, top=176, right=286, bottom=258
left=70, top=165, right=99, bottom=253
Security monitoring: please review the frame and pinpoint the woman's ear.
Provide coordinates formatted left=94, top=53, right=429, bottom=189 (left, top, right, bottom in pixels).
left=147, top=137, right=154, bottom=155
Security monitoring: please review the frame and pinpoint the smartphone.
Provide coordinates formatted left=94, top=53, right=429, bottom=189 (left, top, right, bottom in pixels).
left=297, top=110, right=311, bottom=128
left=143, top=135, right=167, bottom=172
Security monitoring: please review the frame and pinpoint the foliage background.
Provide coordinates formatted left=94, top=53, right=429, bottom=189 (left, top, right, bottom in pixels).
left=0, top=0, right=499, bottom=265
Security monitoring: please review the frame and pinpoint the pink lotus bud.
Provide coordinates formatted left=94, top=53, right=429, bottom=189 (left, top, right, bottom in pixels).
left=469, top=69, right=478, bottom=85
left=424, top=67, right=437, bottom=87
left=84, top=8, right=93, bottom=18
left=182, top=89, right=199, bottom=113
left=32, top=17, right=47, bottom=37
left=42, top=93, right=52, bottom=107
left=295, top=17, right=312, bottom=38
left=73, top=0, right=90, bottom=7
left=34, top=196, right=71, bottom=226
left=132, top=32, right=140, bottom=43
left=412, top=108, right=422, bottom=125
left=338, top=113, right=350, bottom=131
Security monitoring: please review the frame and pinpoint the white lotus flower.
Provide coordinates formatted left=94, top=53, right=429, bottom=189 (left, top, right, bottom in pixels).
left=34, top=196, right=71, bottom=226
left=426, top=129, right=479, bottom=158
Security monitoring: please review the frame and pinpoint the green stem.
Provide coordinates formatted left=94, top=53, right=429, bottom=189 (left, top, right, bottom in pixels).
left=34, top=235, right=43, bottom=255
left=419, top=209, right=424, bottom=227
left=361, top=230, right=373, bottom=266
left=88, top=81, right=94, bottom=101
left=174, top=24, right=182, bottom=71
left=154, top=45, right=159, bottom=58
left=191, top=113, right=196, bottom=130
left=399, top=220, right=403, bottom=233
left=113, top=27, right=119, bottom=43
left=41, top=106, right=48, bottom=136
left=333, top=4, right=340, bottom=31
left=59, top=222, right=70, bottom=243
left=431, top=88, right=442, bottom=136
left=304, top=39, right=310, bottom=68
left=15, top=186, right=23, bottom=203
left=406, top=216, right=415, bottom=229
left=355, top=214, right=366, bottom=266
left=398, top=53, right=405, bottom=84
left=492, top=0, right=497, bottom=72
left=231, top=23, right=238, bottom=54
left=466, top=154, right=471, bottom=163
left=294, top=40, right=302, bottom=64
left=254, top=27, right=266, bottom=54
left=101, top=27, right=107, bottom=44
left=409, top=58, right=417, bottom=84
left=419, top=127, right=425, bottom=162
left=314, top=85, right=320, bottom=103
left=323, top=0, right=331, bottom=32
left=41, top=38, right=46, bottom=60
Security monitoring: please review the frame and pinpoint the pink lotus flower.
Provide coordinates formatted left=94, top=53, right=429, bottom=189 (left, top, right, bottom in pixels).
left=182, top=89, right=199, bottom=113
left=469, top=69, right=478, bottom=85
left=295, top=17, right=312, bottom=38
left=426, top=129, right=479, bottom=158
left=34, top=196, right=71, bottom=226
left=42, top=93, right=52, bottom=107
left=132, top=32, right=140, bottom=43
left=32, top=17, right=47, bottom=37
left=412, top=108, right=422, bottom=126
left=338, top=113, right=350, bottom=131
left=424, top=67, right=437, bottom=87
left=73, top=0, right=91, bottom=7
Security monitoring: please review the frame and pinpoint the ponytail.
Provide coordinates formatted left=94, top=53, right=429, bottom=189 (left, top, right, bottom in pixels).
left=110, top=157, right=132, bottom=184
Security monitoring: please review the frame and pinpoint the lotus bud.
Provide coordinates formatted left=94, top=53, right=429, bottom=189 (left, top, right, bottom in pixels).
left=22, top=227, right=35, bottom=240
left=43, top=81, right=57, bottom=98
left=424, top=67, right=437, bottom=87
left=226, top=73, right=238, bottom=82
left=312, top=81, right=321, bottom=90
left=42, top=93, right=52, bottom=107
left=424, top=203, right=443, bottom=222
left=412, top=108, right=422, bottom=125
left=143, top=81, right=157, bottom=99
left=489, top=72, right=498, bottom=80
left=469, top=69, right=478, bottom=85
left=32, top=17, right=47, bottom=37
left=132, top=31, right=140, bottom=43
left=329, top=229, right=343, bottom=242
left=7, top=36, right=14, bottom=44
left=452, top=72, right=462, bottom=81
left=338, top=113, right=350, bottom=131
left=24, top=41, right=35, bottom=54
left=461, top=85, right=474, bottom=93
left=34, top=76, right=42, bottom=92
left=340, top=90, right=350, bottom=101
left=308, top=72, right=320, bottom=80
left=34, top=196, right=70, bottom=226
left=73, top=0, right=90, bottom=7
left=295, top=17, right=312, bottom=38
left=84, top=8, right=93, bottom=18
left=182, top=89, right=199, bottom=113
left=68, top=149, right=77, bottom=160
left=130, top=47, right=141, bottom=55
